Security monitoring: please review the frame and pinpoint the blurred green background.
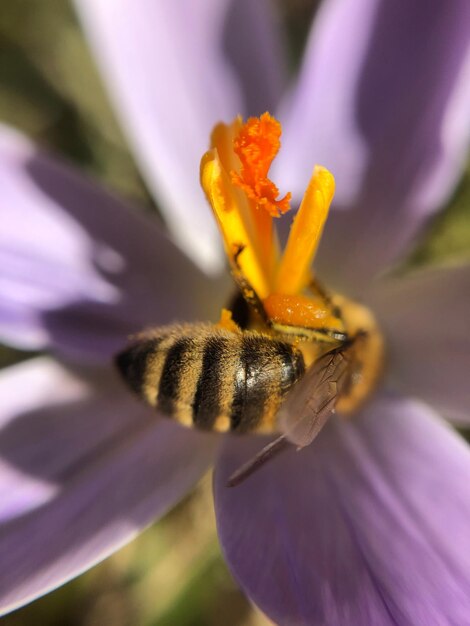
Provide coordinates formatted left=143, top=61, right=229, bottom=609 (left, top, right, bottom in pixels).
left=0, top=1, right=469, bottom=625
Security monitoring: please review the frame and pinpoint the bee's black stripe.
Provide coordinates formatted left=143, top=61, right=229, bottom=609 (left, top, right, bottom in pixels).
left=231, top=336, right=274, bottom=433
left=230, top=366, right=247, bottom=432
left=192, top=336, right=228, bottom=429
left=273, top=341, right=305, bottom=392
left=115, top=337, right=165, bottom=396
left=157, top=338, right=192, bottom=415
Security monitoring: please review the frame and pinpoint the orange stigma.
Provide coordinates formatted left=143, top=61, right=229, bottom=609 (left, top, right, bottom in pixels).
left=231, top=112, right=291, bottom=217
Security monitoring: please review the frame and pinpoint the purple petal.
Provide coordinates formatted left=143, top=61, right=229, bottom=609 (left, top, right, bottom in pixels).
left=0, top=125, right=224, bottom=362
left=214, top=393, right=470, bottom=625
left=368, top=264, right=470, bottom=424
left=0, top=357, right=216, bottom=615
left=275, top=0, right=470, bottom=293
left=73, top=0, right=286, bottom=273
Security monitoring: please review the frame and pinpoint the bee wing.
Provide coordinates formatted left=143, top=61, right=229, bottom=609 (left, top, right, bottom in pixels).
left=277, top=347, right=350, bottom=448
left=227, top=434, right=290, bottom=487
left=227, top=348, right=351, bottom=488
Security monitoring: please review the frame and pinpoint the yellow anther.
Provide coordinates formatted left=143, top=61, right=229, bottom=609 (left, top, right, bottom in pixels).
left=200, top=149, right=271, bottom=299
left=276, top=166, right=335, bottom=295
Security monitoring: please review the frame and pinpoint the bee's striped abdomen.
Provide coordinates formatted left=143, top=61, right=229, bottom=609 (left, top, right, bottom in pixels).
left=230, top=334, right=304, bottom=433
left=115, top=323, right=305, bottom=434
left=157, top=336, right=195, bottom=418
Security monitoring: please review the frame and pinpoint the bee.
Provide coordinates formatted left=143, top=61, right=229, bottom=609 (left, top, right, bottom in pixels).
left=115, top=266, right=352, bottom=432
left=114, top=272, right=374, bottom=485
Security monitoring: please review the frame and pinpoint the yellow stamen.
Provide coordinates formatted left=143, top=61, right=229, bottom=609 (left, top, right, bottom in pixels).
left=231, top=114, right=287, bottom=287
left=276, top=166, right=335, bottom=295
left=231, top=112, right=291, bottom=217
left=212, top=116, right=283, bottom=288
left=210, top=118, right=258, bottom=252
left=200, top=149, right=270, bottom=299
left=211, top=117, right=243, bottom=173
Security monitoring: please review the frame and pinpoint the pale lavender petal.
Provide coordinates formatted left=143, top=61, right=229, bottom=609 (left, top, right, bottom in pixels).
left=214, top=393, right=470, bottom=625
left=221, top=0, right=287, bottom=116
left=275, top=0, right=470, bottom=293
left=74, top=0, right=286, bottom=274
left=368, top=264, right=470, bottom=424
left=0, top=125, right=223, bottom=362
left=0, top=357, right=216, bottom=615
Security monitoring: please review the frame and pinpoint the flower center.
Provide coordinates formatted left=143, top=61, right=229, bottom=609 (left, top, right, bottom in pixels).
left=201, top=113, right=384, bottom=417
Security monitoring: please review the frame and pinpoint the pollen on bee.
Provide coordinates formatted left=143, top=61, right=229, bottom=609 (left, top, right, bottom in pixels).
left=264, top=293, right=340, bottom=327
left=216, top=308, right=241, bottom=334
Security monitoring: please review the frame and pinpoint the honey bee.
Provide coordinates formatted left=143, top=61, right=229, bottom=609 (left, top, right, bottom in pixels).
left=114, top=274, right=373, bottom=485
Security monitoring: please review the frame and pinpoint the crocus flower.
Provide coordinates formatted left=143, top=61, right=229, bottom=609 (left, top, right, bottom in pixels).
left=1, top=0, right=470, bottom=624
